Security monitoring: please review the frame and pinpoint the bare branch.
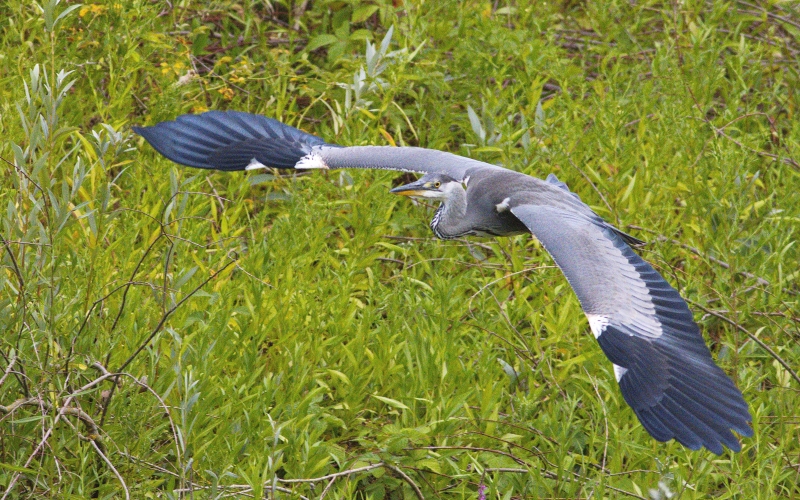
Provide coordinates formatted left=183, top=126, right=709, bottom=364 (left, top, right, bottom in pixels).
left=0, top=355, right=17, bottom=388
left=277, top=463, right=384, bottom=484
left=689, top=300, right=800, bottom=388
left=411, top=445, right=530, bottom=467
left=384, top=464, right=424, bottom=500
left=116, top=256, right=238, bottom=373
left=91, top=440, right=130, bottom=500
left=318, top=476, right=338, bottom=500
left=627, top=225, right=773, bottom=288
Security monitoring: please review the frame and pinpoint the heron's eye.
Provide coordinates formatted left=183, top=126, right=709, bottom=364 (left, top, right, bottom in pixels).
left=434, top=181, right=441, bottom=188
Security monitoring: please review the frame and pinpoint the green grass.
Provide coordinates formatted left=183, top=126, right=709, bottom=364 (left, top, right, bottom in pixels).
left=1, top=0, right=799, bottom=498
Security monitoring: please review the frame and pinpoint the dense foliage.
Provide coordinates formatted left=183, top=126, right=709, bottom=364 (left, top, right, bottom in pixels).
left=1, top=0, right=799, bottom=498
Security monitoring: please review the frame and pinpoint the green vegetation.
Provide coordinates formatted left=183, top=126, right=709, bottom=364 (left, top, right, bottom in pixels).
left=1, top=0, right=798, bottom=498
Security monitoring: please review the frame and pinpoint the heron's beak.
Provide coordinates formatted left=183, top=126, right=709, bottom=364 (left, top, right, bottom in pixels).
left=390, top=179, right=432, bottom=197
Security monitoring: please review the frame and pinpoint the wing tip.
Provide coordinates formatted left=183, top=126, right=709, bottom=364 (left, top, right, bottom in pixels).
left=633, top=395, right=752, bottom=454
left=133, top=111, right=330, bottom=171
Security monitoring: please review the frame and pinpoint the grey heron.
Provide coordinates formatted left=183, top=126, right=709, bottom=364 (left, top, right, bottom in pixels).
left=134, top=110, right=752, bottom=454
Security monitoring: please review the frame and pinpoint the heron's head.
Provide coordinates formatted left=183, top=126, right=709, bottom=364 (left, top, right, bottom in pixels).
left=390, top=173, right=462, bottom=200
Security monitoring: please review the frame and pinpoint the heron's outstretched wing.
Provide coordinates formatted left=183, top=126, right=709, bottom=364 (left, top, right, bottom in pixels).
left=132, top=111, right=329, bottom=171
left=510, top=204, right=752, bottom=454
left=133, top=111, right=501, bottom=180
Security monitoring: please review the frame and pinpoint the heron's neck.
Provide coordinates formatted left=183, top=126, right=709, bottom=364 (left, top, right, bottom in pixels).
left=430, top=186, right=470, bottom=239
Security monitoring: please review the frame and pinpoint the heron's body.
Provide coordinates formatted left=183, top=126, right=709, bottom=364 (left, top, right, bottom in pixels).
left=134, top=110, right=752, bottom=455
left=427, top=169, right=532, bottom=238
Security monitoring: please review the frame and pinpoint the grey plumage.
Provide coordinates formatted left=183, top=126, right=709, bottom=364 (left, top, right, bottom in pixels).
left=134, top=110, right=752, bottom=454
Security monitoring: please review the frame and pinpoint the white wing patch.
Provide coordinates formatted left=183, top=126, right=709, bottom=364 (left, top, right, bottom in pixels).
left=245, top=158, right=268, bottom=171
left=613, top=364, right=628, bottom=382
left=295, top=152, right=329, bottom=170
left=586, top=314, right=609, bottom=339
left=495, top=197, right=511, bottom=213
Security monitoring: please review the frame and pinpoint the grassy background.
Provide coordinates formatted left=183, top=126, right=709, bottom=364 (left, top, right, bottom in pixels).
left=1, top=0, right=799, bottom=498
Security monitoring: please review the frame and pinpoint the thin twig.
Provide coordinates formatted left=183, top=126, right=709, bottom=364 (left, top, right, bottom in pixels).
left=318, top=476, right=338, bottom=500
left=172, top=484, right=302, bottom=499
left=233, top=262, right=273, bottom=287
left=292, top=0, right=310, bottom=31
left=118, top=451, right=177, bottom=477
left=623, top=113, right=656, bottom=128
left=277, top=463, right=384, bottom=484
left=2, top=388, right=94, bottom=499
left=377, top=257, right=406, bottom=266
left=689, top=300, right=800, bottom=387
left=566, top=155, right=616, bottom=223
left=116, top=256, right=238, bottom=373
left=0, top=397, right=38, bottom=416
left=736, top=0, right=800, bottom=31
left=681, top=67, right=799, bottom=170
left=0, top=235, right=25, bottom=299
left=110, top=235, right=163, bottom=331
left=91, top=441, right=130, bottom=500
left=0, top=355, right=17, bottom=388
left=585, top=367, right=609, bottom=471
left=205, top=177, right=227, bottom=213
left=627, top=225, right=772, bottom=287
left=0, top=232, right=30, bottom=395
left=1, top=153, right=45, bottom=193
left=0, top=397, right=102, bottom=453
left=710, top=121, right=798, bottom=169
left=124, top=453, right=383, bottom=498
left=411, top=446, right=530, bottom=467
left=385, top=464, right=424, bottom=500
left=115, top=370, right=182, bottom=469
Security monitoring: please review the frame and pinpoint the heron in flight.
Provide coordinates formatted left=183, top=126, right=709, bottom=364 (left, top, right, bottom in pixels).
left=134, top=110, right=752, bottom=454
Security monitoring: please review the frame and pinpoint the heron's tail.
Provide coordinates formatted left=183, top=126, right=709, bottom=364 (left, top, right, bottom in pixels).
left=133, top=111, right=334, bottom=171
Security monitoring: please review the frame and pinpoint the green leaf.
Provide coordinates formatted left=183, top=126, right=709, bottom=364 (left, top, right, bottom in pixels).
left=352, top=5, right=378, bottom=24
left=495, top=6, right=517, bottom=15
left=0, top=462, right=38, bottom=474
left=372, top=395, right=409, bottom=410
left=174, top=266, right=198, bottom=290
left=349, top=29, right=373, bottom=41
left=327, top=40, right=348, bottom=62
left=306, top=34, right=339, bottom=52
left=248, top=173, right=275, bottom=185
left=467, top=105, right=483, bottom=139
left=11, top=415, right=46, bottom=424
left=54, top=4, right=83, bottom=28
